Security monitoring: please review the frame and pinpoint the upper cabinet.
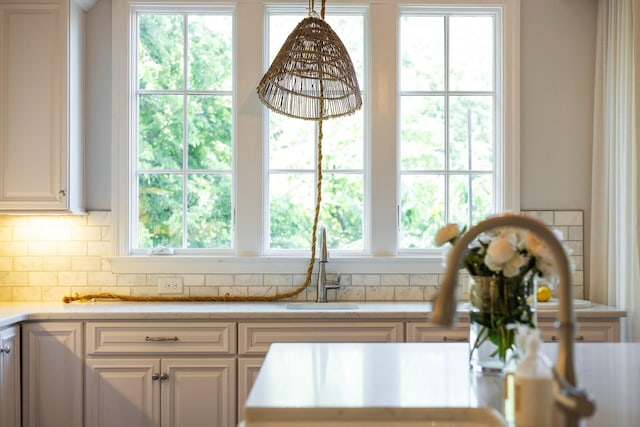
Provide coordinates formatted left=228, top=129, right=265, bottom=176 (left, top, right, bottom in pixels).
left=0, top=0, right=89, bottom=213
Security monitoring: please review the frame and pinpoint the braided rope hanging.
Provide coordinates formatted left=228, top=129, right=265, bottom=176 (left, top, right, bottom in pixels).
left=64, top=0, right=361, bottom=304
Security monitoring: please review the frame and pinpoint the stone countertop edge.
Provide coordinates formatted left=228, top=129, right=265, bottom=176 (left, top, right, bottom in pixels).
left=0, top=301, right=626, bottom=329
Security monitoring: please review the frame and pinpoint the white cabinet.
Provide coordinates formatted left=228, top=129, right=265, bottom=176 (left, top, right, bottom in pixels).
left=0, top=324, right=20, bottom=427
left=22, top=321, right=83, bottom=427
left=0, top=0, right=85, bottom=212
left=406, top=320, right=470, bottom=343
left=236, top=321, right=404, bottom=423
left=86, top=357, right=236, bottom=427
left=85, top=322, right=237, bottom=427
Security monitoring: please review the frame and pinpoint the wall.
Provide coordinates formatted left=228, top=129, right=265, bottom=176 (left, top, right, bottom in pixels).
left=0, top=0, right=597, bottom=302
left=0, top=210, right=584, bottom=302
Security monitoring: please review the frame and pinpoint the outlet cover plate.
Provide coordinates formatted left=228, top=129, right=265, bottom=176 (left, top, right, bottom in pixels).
left=158, top=277, right=183, bottom=294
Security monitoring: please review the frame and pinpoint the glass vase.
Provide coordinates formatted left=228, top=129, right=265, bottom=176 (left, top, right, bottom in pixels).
left=468, top=275, right=537, bottom=373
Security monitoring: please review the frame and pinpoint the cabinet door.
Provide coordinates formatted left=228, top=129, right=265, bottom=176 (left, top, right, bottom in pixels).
left=22, top=321, right=83, bottom=427
left=0, top=325, right=20, bottom=427
left=0, top=0, right=69, bottom=210
left=237, top=358, right=263, bottom=424
left=162, top=358, right=236, bottom=427
left=85, top=358, right=161, bottom=427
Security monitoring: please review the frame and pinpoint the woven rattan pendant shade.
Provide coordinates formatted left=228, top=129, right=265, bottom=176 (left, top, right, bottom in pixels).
left=257, top=15, right=362, bottom=120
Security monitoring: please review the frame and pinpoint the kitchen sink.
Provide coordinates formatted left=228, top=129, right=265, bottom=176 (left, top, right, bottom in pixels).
left=285, top=302, right=359, bottom=310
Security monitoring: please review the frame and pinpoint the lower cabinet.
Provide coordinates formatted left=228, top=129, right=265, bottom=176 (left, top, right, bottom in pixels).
left=85, top=357, right=236, bottom=427
left=21, top=321, right=83, bottom=427
left=0, top=324, right=20, bottom=427
left=84, top=321, right=237, bottom=427
left=236, top=321, right=405, bottom=423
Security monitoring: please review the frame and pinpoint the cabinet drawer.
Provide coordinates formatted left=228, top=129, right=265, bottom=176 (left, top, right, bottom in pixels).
left=538, top=321, right=619, bottom=343
left=238, top=322, right=403, bottom=355
left=86, top=322, right=236, bottom=356
left=406, top=321, right=470, bottom=343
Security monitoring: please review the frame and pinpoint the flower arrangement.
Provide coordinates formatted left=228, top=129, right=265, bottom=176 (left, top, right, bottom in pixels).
left=435, top=222, right=563, bottom=363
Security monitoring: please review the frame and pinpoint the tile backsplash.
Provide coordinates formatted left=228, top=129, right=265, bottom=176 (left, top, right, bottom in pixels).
left=0, top=210, right=584, bottom=302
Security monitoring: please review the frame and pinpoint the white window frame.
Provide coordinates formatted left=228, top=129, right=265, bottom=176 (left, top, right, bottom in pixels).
left=110, top=0, right=520, bottom=275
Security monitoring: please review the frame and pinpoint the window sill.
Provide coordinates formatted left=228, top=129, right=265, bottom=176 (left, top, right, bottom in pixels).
left=106, top=255, right=446, bottom=275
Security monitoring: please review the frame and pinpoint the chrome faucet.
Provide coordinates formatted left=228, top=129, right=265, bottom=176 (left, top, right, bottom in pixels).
left=316, top=226, right=340, bottom=303
left=431, top=213, right=595, bottom=427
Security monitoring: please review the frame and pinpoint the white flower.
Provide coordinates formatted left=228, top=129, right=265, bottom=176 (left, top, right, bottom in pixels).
left=435, top=223, right=460, bottom=246
left=484, top=234, right=526, bottom=277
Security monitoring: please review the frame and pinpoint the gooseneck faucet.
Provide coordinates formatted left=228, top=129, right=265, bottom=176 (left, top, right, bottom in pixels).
left=316, top=226, right=340, bottom=303
left=431, top=213, right=595, bottom=427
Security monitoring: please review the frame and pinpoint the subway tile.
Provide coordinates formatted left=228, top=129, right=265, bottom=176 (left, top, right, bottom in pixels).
left=0, top=286, right=12, bottom=301
left=394, top=286, right=424, bottom=301
left=58, top=241, right=88, bottom=256
left=264, top=274, right=293, bottom=286
left=235, top=274, right=263, bottom=286
left=43, top=256, right=72, bottom=271
left=43, top=287, right=72, bottom=302
left=0, top=272, right=28, bottom=285
left=71, top=256, right=101, bottom=271
left=205, top=274, right=234, bottom=286
left=28, top=241, right=57, bottom=256
left=29, top=272, right=58, bottom=286
left=0, top=227, right=11, bottom=240
left=59, top=271, right=88, bottom=286
left=72, top=226, right=102, bottom=241
left=182, top=275, right=205, bottom=286
left=12, top=287, right=42, bottom=301
left=380, top=274, right=409, bottom=286
left=0, top=241, right=29, bottom=256
left=352, top=274, right=380, bottom=286
left=554, top=211, right=583, bottom=226
left=88, top=271, right=117, bottom=286
left=0, top=257, right=11, bottom=271
left=409, top=274, right=439, bottom=286
left=13, top=257, right=42, bottom=271
left=365, top=286, right=394, bottom=301
left=88, top=241, right=112, bottom=256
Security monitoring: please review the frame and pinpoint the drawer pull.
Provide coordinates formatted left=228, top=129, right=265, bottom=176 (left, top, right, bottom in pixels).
left=442, top=336, right=468, bottom=343
left=145, top=336, right=179, bottom=342
left=550, top=335, right=585, bottom=342
left=0, top=345, right=10, bottom=354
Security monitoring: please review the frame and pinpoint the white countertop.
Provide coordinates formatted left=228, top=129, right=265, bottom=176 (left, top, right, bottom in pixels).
left=0, top=301, right=626, bottom=329
left=244, top=342, right=640, bottom=427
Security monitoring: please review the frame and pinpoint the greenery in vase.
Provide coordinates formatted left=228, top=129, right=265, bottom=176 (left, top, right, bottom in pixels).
left=435, top=221, right=568, bottom=362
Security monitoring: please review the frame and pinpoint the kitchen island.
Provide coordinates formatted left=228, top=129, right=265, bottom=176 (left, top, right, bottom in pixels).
left=244, top=342, right=640, bottom=427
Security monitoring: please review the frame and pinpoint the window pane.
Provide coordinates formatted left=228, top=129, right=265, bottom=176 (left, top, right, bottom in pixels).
left=448, top=95, right=493, bottom=171
left=320, top=173, right=363, bottom=250
left=269, top=173, right=314, bottom=249
left=187, top=174, right=232, bottom=248
left=187, top=95, right=232, bottom=170
left=138, top=94, right=183, bottom=170
left=449, top=16, right=493, bottom=91
left=138, top=14, right=184, bottom=90
left=401, top=96, right=445, bottom=170
left=449, top=174, right=470, bottom=227
left=138, top=173, right=183, bottom=248
left=269, top=114, right=315, bottom=170
left=188, top=15, right=232, bottom=91
left=471, top=174, right=493, bottom=224
left=322, top=111, right=364, bottom=170
left=400, top=174, right=445, bottom=249
left=400, top=16, right=445, bottom=91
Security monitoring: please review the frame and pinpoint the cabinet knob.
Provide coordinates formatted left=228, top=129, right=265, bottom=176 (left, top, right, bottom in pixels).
left=0, top=345, right=10, bottom=354
left=152, top=372, right=169, bottom=381
left=58, top=190, right=66, bottom=197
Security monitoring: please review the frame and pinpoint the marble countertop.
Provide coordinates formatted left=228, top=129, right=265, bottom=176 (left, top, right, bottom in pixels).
left=0, top=301, right=626, bottom=329
left=244, top=342, right=640, bottom=427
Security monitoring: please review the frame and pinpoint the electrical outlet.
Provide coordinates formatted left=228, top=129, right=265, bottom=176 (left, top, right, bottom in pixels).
left=158, top=277, right=183, bottom=294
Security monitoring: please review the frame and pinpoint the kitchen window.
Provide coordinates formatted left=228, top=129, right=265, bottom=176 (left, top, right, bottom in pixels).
left=112, top=0, right=519, bottom=272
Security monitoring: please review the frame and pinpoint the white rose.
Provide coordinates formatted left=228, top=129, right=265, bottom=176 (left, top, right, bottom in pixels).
left=435, top=224, right=460, bottom=246
left=486, top=236, right=516, bottom=264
